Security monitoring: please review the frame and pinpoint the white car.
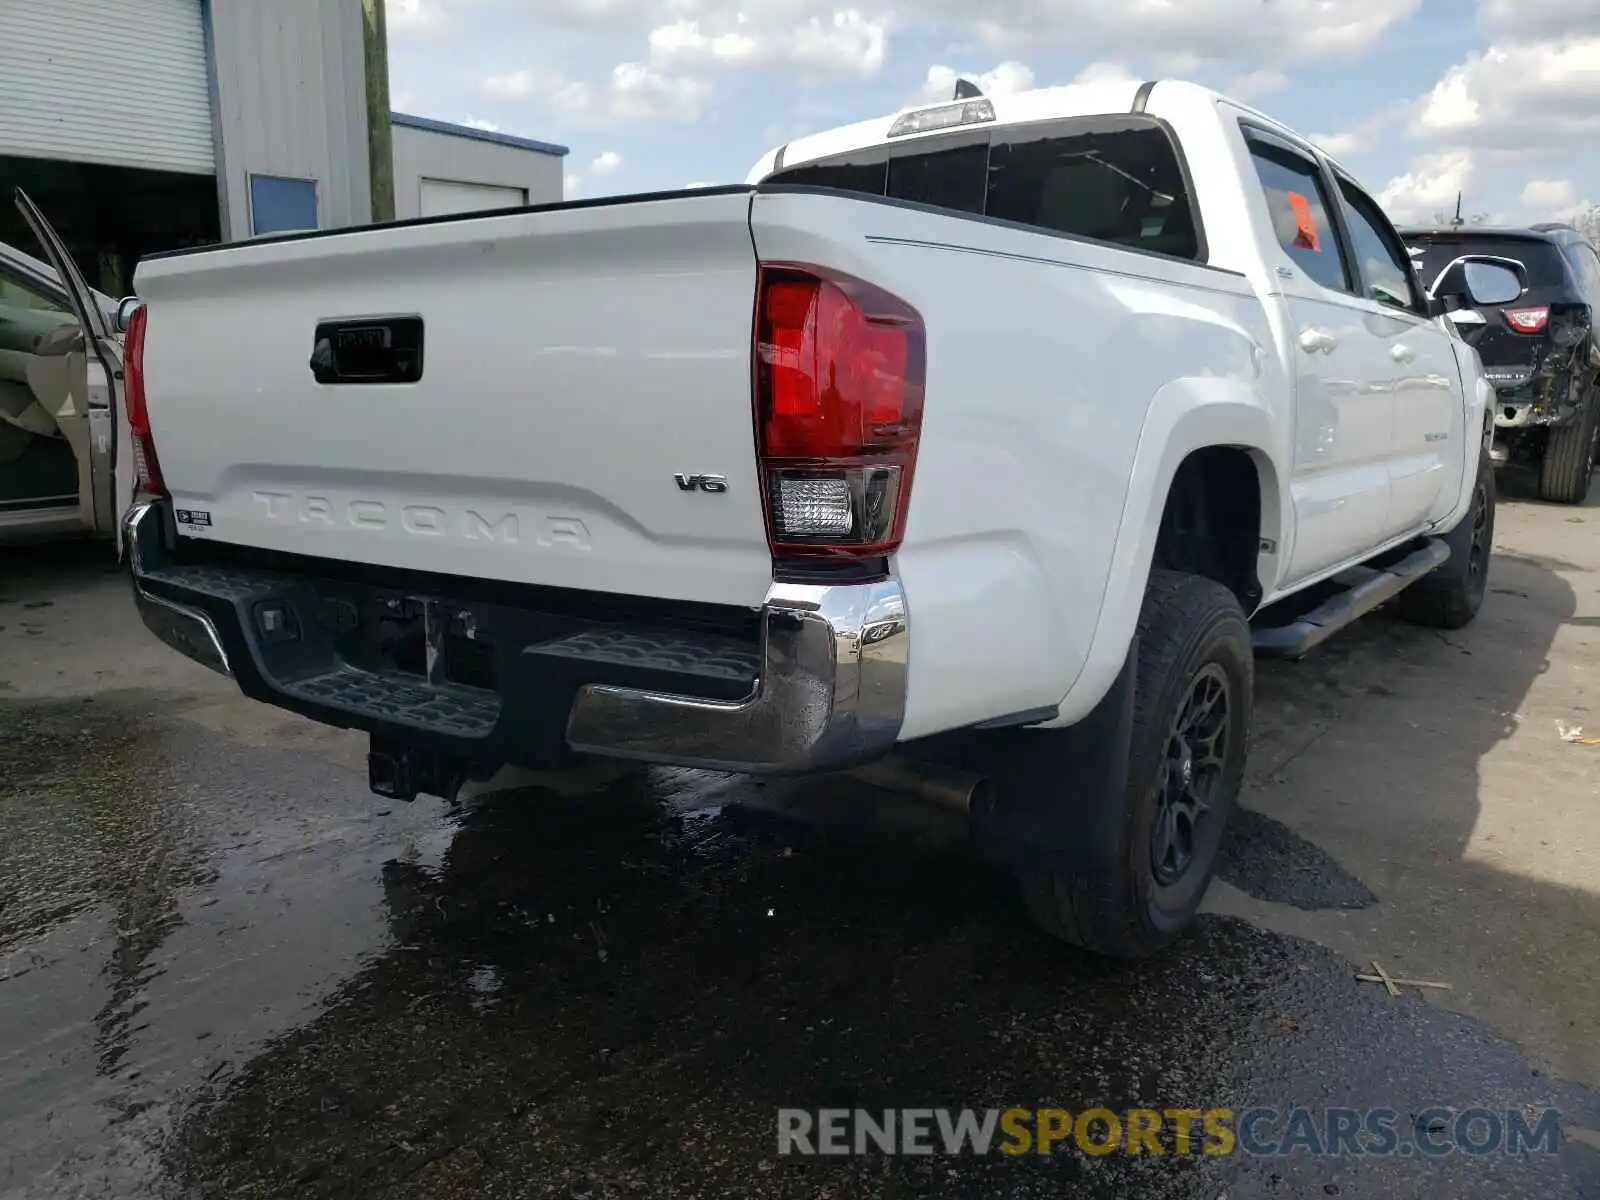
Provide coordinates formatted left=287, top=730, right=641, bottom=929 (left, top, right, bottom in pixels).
left=1, top=190, right=135, bottom=546
left=120, top=78, right=1517, bottom=958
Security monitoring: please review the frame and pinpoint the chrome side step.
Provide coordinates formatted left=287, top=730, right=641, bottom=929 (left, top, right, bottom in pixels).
left=1252, top=538, right=1451, bottom=660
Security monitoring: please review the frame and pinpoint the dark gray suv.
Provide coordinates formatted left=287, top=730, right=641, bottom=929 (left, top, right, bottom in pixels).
left=1400, top=222, right=1600, bottom=504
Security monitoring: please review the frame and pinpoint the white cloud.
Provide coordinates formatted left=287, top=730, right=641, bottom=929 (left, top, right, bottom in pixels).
left=915, top=60, right=1035, bottom=104
left=1345, top=20, right=1600, bottom=224
left=649, top=11, right=887, bottom=76
left=1517, top=180, right=1596, bottom=226
left=1479, top=0, right=1600, bottom=40
left=1300, top=96, right=1414, bottom=167
left=481, top=63, right=710, bottom=123
left=953, top=0, right=1422, bottom=66
left=911, top=58, right=1134, bottom=105
left=1308, top=130, right=1364, bottom=158
left=483, top=70, right=536, bottom=100
left=1071, top=60, right=1139, bottom=84
left=1520, top=179, right=1580, bottom=212
left=1379, top=149, right=1476, bottom=224
left=1417, top=68, right=1477, bottom=134
left=1413, top=38, right=1600, bottom=151
left=684, top=180, right=716, bottom=188
left=609, top=62, right=713, bottom=119
left=387, top=0, right=445, bottom=34
left=1225, top=69, right=1288, bottom=102
left=533, top=0, right=1423, bottom=75
left=564, top=151, right=627, bottom=199
left=464, top=115, right=500, bottom=132
left=648, top=20, right=755, bottom=65
left=403, top=0, right=1597, bottom=222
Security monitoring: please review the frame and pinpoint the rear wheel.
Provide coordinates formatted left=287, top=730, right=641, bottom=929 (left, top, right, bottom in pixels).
left=1015, top=571, right=1252, bottom=959
left=1536, top=380, right=1597, bottom=504
left=1398, top=449, right=1495, bottom=630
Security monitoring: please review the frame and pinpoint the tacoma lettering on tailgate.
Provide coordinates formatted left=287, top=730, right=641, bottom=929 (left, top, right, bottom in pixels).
left=250, top=491, right=590, bottom=550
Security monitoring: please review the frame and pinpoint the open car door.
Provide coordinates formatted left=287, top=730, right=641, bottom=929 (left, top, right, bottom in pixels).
left=12, top=187, right=129, bottom=552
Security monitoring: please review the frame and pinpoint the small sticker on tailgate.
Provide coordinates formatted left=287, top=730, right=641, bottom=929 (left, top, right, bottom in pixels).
left=175, top=509, right=213, bottom=529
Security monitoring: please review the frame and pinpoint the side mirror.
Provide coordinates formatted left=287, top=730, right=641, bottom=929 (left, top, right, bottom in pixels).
left=114, top=295, right=143, bottom=335
left=1426, top=254, right=1527, bottom=317
left=1461, top=261, right=1524, bottom=306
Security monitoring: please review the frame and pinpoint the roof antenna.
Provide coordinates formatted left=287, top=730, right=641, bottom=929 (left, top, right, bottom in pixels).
left=952, top=78, right=984, bottom=100
left=1450, top=192, right=1465, bottom=229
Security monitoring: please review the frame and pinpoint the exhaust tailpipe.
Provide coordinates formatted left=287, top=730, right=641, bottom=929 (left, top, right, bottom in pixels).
left=848, top=756, right=991, bottom=814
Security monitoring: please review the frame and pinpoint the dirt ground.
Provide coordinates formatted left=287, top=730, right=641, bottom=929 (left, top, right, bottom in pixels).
left=2, top=472, right=1599, bottom=1198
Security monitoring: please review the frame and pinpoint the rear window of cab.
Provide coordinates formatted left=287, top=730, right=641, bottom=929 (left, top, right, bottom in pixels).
left=764, top=115, right=1203, bottom=264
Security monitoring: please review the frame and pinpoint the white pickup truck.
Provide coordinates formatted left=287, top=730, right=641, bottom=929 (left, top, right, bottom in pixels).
left=112, top=78, right=1522, bottom=959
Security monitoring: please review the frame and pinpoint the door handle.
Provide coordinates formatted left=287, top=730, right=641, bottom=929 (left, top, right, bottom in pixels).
left=1299, top=328, right=1338, bottom=355
left=1391, top=343, right=1417, bottom=364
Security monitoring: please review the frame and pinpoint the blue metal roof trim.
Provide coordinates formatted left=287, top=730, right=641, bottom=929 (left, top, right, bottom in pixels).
left=390, top=112, right=570, bottom=158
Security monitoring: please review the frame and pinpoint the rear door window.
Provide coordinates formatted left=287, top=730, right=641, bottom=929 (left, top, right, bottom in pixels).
left=1335, top=178, right=1424, bottom=314
left=765, top=116, right=1202, bottom=261
left=1244, top=139, right=1351, bottom=294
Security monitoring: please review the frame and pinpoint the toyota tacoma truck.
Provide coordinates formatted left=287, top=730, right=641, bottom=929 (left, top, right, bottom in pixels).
left=101, top=78, right=1521, bottom=959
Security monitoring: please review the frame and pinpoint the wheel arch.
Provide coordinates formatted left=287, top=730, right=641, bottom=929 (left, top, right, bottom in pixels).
left=1045, top=381, right=1284, bottom=727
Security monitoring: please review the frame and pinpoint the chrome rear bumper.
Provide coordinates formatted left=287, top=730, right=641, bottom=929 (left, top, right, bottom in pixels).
left=122, top=499, right=907, bottom=774
left=125, top=502, right=231, bottom=676
left=565, top=578, right=907, bottom=771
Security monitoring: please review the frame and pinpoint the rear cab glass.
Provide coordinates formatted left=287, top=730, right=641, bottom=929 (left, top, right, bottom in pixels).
left=763, top=115, right=1203, bottom=263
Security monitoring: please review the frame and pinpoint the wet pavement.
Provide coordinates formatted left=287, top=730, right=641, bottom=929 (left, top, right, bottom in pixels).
left=3, top=479, right=1600, bottom=1198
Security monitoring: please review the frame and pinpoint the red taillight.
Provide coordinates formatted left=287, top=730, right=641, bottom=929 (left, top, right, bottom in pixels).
left=754, top=264, right=925, bottom=558
left=122, top=301, right=167, bottom=498
left=1504, top=306, right=1549, bottom=334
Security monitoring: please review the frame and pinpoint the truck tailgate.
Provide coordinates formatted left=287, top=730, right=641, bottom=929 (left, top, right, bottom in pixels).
left=133, top=189, right=772, bottom=608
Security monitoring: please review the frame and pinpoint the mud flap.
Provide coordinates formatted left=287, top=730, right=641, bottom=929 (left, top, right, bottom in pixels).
left=942, top=640, right=1138, bottom=869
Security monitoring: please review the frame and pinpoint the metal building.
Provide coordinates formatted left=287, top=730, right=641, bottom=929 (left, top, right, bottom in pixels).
left=391, top=115, right=567, bottom=219
left=0, top=0, right=566, bottom=295
left=207, top=0, right=377, bottom=238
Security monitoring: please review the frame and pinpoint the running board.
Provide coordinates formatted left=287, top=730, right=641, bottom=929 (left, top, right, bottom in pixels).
left=1252, top=538, right=1451, bottom=659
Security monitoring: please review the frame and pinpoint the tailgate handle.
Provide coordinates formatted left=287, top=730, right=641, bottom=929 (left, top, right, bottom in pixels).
left=310, top=316, right=424, bottom=385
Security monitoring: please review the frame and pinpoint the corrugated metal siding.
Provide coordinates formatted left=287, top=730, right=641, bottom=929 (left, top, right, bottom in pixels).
left=208, top=0, right=371, bottom=239
left=0, top=0, right=215, bottom=174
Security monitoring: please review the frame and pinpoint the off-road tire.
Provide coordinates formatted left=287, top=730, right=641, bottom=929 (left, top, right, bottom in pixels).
left=1536, top=381, right=1598, bottom=505
left=1016, top=571, right=1252, bottom=959
left=1397, top=449, right=1495, bottom=630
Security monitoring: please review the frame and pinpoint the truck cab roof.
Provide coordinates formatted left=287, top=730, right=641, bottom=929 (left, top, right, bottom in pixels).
left=746, top=79, right=1337, bottom=185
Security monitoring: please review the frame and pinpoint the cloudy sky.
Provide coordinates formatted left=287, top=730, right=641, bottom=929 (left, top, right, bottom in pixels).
left=386, top=0, right=1599, bottom=228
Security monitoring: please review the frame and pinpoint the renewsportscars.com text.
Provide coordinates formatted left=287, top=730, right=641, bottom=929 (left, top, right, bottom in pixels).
left=776, top=1107, right=1563, bottom=1159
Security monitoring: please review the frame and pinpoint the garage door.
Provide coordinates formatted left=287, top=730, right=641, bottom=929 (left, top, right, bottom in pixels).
left=419, top=179, right=529, bottom=217
left=0, top=0, right=214, bottom=175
